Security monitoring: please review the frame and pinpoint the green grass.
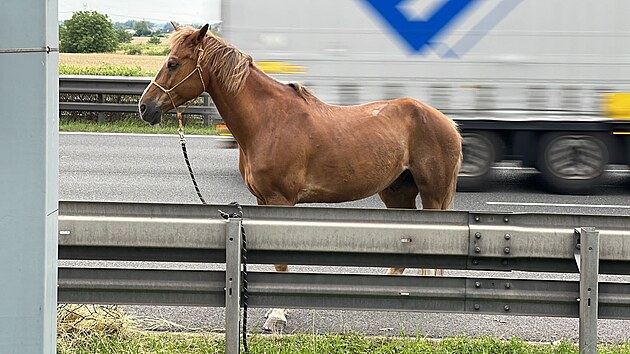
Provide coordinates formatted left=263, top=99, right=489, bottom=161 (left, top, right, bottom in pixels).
left=59, top=63, right=157, bottom=77
left=118, top=43, right=171, bottom=56
left=54, top=305, right=630, bottom=354
left=60, top=116, right=219, bottom=136
left=56, top=331, right=630, bottom=354
left=57, top=331, right=223, bottom=354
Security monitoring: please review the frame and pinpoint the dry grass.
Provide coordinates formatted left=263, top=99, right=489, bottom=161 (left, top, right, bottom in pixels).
left=60, top=53, right=166, bottom=72
left=57, top=304, right=130, bottom=337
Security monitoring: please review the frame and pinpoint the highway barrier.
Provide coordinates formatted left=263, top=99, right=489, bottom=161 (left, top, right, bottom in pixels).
left=57, top=201, right=630, bottom=353
left=59, top=75, right=219, bottom=125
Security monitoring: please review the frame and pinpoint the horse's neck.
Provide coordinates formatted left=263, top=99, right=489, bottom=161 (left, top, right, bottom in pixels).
left=206, top=65, right=276, bottom=147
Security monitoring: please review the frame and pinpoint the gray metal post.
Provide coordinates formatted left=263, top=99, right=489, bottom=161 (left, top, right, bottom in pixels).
left=97, top=93, right=105, bottom=123
left=225, top=219, right=243, bottom=354
left=0, top=0, right=58, bottom=353
left=203, top=95, right=210, bottom=127
left=579, top=227, right=599, bottom=354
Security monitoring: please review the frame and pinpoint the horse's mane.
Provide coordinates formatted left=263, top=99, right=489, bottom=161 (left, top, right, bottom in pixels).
left=170, top=28, right=316, bottom=103
left=287, top=82, right=317, bottom=103
left=171, top=28, right=252, bottom=96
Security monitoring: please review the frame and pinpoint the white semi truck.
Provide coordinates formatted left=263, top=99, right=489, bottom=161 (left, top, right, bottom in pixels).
left=220, top=0, right=630, bottom=194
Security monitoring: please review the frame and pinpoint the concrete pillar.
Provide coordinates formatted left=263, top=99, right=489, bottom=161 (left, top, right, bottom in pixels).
left=0, top=0, right=59, bottom=353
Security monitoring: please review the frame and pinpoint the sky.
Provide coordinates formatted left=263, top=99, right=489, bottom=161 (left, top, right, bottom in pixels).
left=58, top=0, right=222, bottom=24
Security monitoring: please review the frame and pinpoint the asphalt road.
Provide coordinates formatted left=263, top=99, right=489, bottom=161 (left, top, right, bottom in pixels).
left=59, top=132, right=630, bottom=342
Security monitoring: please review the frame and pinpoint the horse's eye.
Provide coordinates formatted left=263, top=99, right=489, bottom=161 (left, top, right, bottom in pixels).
left=167, top=61, right=178, bottom=69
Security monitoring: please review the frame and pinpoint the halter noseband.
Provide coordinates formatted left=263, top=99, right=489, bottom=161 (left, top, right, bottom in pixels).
left=151, top=46, right=207, bottom=129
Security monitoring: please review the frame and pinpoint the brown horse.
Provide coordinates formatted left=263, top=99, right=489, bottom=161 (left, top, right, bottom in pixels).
left=139, top=23, right=462, bottom=333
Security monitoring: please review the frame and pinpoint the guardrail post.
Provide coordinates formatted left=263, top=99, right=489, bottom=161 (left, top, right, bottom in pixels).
left=225, top=218, right=243, bottom=354
left=97, top=93, right=105, bottom=124
left=203, top=95, right=211, bottom=127
left=577, top=227, right=599, bottom=354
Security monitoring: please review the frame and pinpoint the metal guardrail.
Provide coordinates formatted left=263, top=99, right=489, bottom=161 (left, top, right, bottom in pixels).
left=59, top=75, right=219, bottom=125
left=57, top=201, right=630, bottom=354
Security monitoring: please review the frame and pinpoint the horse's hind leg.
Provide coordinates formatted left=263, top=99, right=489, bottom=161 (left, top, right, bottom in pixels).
left=414, top=183, right=449, bottom=276
left=412, top=186, right=447, bottom=277
left=410, top=158, right=460, bottom=276
left=257, top=197, right=292, bottom=334
left=414, top=163, right=458, bottom=211
left=378, top=170, right=418, bottom=275
left=263, top=265, right=290, bottom=333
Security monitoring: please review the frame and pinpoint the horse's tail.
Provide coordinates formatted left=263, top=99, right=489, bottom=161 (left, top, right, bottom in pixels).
left=442, top=142, right=462, bottom=210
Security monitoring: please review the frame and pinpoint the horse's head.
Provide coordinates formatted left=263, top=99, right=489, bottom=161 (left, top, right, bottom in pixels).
left=139, top=22, right=210, bottom=125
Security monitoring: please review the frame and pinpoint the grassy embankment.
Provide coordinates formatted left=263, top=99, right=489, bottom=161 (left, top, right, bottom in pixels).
left=56, top=305, right=630, bottom=354
left=61, top=332, right=630, bottom=354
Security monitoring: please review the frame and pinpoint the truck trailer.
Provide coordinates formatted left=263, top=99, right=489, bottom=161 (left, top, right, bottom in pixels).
left=220, top=0, right=630, bottom=194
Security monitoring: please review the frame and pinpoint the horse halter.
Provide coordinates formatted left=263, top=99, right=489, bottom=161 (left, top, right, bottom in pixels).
left=152, top=46, right=209, bottom=205
left=151, top=46, right=207, bottom=129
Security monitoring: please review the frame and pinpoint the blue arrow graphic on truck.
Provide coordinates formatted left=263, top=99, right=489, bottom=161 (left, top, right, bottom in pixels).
left=445, top=0, right=522, bottom=57
left=362, top=0, right=479, bottom=54
left=362, top=0, right=522, bottom=57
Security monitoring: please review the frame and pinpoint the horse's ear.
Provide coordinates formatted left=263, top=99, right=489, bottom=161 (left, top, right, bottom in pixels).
left=170, top=21, right=180, bottom=31
left=194, top=24, right=210, bottom=44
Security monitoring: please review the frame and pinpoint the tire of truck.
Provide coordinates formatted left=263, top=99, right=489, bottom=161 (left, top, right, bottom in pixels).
left=457, top=131, right=500, bottom=191
left=537, top=132, right=609, bottom=194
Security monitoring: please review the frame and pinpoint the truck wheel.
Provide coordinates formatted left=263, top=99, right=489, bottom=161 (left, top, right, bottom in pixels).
left=458, top=132, right=499, bottom=191
left=537, top=133, right=608, bottom=194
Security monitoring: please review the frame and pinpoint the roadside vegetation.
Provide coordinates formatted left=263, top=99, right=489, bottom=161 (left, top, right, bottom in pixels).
left=56, top=305, right=630, bottom=354
left=60, top=116, right=218, bottom=136
left=61, top=332, right=625, bottom=354
left=118, top=42, right=170, bottom=56
left=59, top=63, right=157, bottom=77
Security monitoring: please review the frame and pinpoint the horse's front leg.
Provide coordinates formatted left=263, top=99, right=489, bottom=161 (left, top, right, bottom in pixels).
left=262, top=264, right=290, bottom=333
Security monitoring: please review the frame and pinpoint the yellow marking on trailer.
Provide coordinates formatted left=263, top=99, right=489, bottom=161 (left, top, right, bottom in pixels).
left=256, top=61, right=306, bottom=74
left=603, top=93, right=630, bottom=119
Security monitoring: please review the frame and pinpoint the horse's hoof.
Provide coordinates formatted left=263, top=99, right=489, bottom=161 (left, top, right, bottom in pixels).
left=262, top=318, right=286, bottom=334
left=262, top=309, right=287, bottom=334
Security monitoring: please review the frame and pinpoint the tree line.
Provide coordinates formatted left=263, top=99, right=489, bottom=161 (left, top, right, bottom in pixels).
left=59, top=11, right=177, bottom=53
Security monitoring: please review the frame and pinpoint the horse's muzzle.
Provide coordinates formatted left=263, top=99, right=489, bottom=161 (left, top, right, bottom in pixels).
left=139, top=100, right=162, bottom=125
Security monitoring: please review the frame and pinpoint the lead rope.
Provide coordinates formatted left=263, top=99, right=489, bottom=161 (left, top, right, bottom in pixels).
left=218, top=202, right=249, bottom=354
left=154, top=45, right=248, bottom=350
left=177, top=113, right=207, bottom=205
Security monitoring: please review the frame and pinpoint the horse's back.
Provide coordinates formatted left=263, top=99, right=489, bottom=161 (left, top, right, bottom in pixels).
left=344, top=97, right=459, bottom=139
